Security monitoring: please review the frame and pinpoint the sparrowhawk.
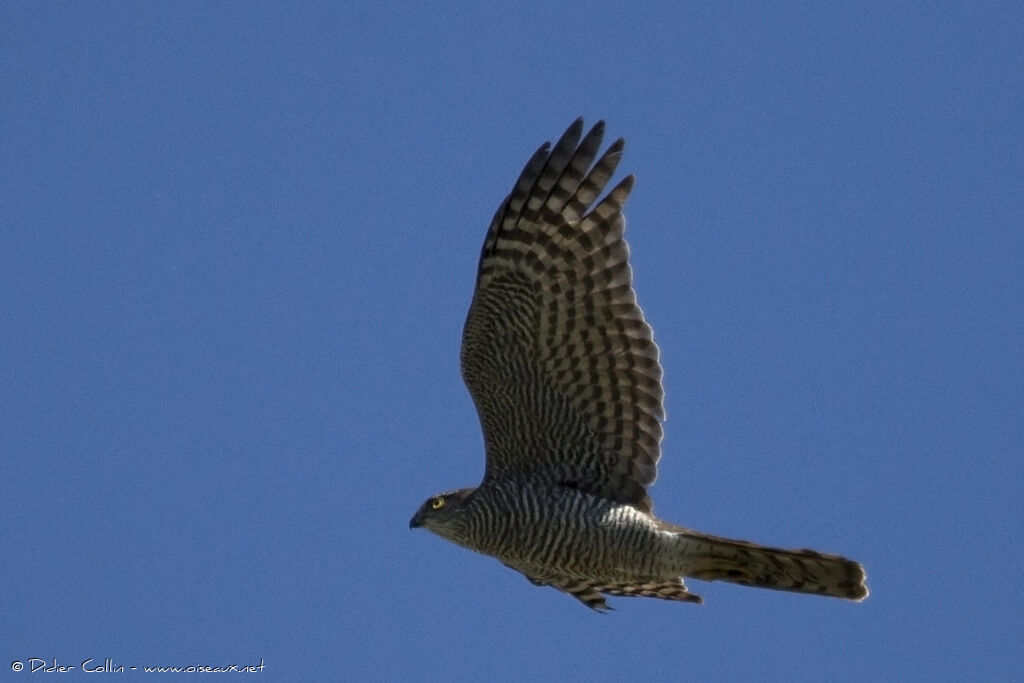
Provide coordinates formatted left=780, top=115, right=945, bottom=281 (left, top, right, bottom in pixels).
left=409, top=119, right=868, bottom=611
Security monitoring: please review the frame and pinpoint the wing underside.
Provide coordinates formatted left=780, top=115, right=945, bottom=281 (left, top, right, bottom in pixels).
left=460, top=119, right=665, bottom=511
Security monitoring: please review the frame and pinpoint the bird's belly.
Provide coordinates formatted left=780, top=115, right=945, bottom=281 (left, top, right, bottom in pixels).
left=475, top=491, right=668, bottom=581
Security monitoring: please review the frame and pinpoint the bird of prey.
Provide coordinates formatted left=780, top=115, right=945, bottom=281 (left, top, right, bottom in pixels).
left=409, top=119, right=868, bottom=611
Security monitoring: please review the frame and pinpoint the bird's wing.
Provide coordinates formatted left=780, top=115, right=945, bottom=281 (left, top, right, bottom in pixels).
left=461, top=119, right=664, bottom=512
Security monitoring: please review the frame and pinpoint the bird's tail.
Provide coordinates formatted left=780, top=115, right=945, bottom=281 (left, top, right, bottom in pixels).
left=668, top=526, right=868, bottom=601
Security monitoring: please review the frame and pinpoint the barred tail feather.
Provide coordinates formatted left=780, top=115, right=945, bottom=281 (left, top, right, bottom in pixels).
left=675, top=530, right=869, bottom=601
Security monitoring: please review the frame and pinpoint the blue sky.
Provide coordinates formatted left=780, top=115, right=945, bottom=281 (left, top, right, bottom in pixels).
left=2, top=2, right=1021, bottom=680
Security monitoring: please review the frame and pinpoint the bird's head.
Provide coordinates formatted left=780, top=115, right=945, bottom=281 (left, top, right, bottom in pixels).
left=409, top=487, right=475, bottom=540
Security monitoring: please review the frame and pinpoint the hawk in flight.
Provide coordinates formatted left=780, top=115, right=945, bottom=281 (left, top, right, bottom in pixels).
left=410, top=119, right=868, bottom=610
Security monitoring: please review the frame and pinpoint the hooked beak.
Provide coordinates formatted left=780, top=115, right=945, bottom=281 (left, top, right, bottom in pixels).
left=409, top=511, right=423, bottom=529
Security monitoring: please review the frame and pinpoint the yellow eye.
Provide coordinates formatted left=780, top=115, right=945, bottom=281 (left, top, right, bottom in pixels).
left=431, top=497, right=445, bottom=510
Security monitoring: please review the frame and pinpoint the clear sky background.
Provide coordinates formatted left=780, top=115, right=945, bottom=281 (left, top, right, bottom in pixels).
left=3, top=3, right=1021, bottom=681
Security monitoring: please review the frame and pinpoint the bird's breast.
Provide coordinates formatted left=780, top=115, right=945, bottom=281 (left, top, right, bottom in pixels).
left=463, top=482, right=665, bottom=580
